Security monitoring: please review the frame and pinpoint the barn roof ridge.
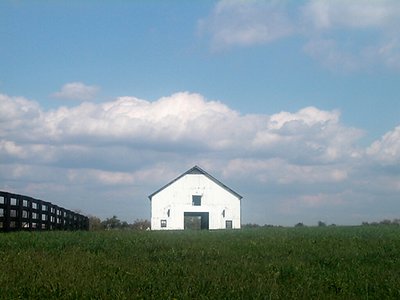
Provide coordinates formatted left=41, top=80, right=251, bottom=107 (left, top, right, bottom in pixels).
left=148, top=165, right=243, bottom=200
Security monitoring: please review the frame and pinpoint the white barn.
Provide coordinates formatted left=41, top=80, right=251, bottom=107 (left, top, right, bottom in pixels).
left=149, top=166, right=242, bottom=230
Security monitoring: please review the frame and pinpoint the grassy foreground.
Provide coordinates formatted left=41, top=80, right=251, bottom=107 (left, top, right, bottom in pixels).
left=0, top=226, right=399, bottom=299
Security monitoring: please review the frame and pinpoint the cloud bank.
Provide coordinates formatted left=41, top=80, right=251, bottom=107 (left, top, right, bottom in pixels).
left=0, top=91, right=398, bottom=225
left=200, top=0, right=400, bottom=71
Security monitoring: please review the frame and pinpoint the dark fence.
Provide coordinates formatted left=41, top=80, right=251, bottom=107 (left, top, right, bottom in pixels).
left=0, top=191, right=89, bottom=232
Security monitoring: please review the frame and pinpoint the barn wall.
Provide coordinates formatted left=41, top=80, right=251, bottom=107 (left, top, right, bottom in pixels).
left=151, top=174, right=241, bottom=230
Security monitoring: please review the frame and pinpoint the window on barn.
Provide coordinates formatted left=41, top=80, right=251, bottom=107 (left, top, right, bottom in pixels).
left=225, top=220, right=233, bottom=229
left=192, top=195, right=201, bottom=206
left=0, top=208, right=3, bottom=217
left=161, top=219, right=167, bottom=228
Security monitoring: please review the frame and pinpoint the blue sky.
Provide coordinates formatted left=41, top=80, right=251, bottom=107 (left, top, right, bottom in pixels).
left=1, top=0, right=400, bottom=226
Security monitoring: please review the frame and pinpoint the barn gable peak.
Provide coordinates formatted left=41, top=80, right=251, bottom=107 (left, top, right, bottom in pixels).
left=148, top=165, right=242, bottom=200
left=186, top=165, right=204, bottom=175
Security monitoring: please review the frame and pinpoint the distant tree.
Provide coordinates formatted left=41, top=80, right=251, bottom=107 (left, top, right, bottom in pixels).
left=262, top=224, right=276, bottom=228
left=318, top=221, right=326, bottom=227
left=131, top=219, right=151, bottom=230
left=88, top=215, right=103, bottom=231
left=380, top=219, right=392, bottom=225
left=295, top=222, right=305, bottom=227
left=362, top=219, right=400, bottom=226
left=121, top=221, right=130, bottom=229
left=102, top=215, right=121, bottom=229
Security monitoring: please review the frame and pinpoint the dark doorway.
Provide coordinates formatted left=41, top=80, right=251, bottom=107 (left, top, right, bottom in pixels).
left=184, top=212, right=209, bottom=230
left=225, top=220, right=233, bottom=229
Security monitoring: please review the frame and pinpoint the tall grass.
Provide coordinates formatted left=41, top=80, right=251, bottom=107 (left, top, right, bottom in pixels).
left=0, top=226, right=399, bottom=299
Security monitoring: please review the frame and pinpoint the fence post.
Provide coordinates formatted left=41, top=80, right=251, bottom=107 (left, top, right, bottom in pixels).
left=4, top=193, right=10, bottom=232
left=17, top=194, right=23, bottom=230
left=0, top=192, right=5, bottom=232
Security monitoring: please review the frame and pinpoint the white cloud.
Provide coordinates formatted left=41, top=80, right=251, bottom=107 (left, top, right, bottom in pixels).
left=267, top=106, right=339, bottom=129
left=0, top=140, right=27, bottom=159
left=67, top=169, right=135, bottom=186
left=1, top=91, right=399, bottom=225
left=375, top=38, right=400, bottom=69
left=2, top=92, right=361, bottom=165
left=301, top=0, right=400, bottom=31
left=303, top=39, right=361, bottom=72
left=301, top=0, right=400, bottom=71
left=0, top=93, right=41, bottom=123
left=223, top=158, right=349, bottom=185
left=253, top=107, right=363, bottom=164
left=52, top=82, right=99, bottom=101
left=367, top=125, right=400, bottom=165
left=200, top=0, right=400, bottom=71
left=43, top=92, right=241, bottom=146
left=198, top=0, right=293, bottom=50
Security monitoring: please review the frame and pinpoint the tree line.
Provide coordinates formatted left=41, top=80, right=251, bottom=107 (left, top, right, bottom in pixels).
left=90, top=217, right=400, bottom=231
left=88, top=215, right=150, bottom=231
left=361, top=219, right=400, bottom=226
left=243, top=218, right=400, bottom=228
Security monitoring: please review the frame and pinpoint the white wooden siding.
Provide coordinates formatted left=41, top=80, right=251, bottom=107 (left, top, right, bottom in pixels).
left=150, top=173, right=241, bottom=230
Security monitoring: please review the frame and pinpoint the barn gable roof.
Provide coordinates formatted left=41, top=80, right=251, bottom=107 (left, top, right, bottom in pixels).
left=148, top=165, right=243, bottom=200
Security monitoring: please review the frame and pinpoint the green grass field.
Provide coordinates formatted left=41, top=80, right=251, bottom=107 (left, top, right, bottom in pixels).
left=0, top=226, right=399, bottom=299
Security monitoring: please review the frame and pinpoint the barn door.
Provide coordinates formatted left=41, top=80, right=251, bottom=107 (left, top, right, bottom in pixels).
left=184, top=212, right=209, bottom=230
